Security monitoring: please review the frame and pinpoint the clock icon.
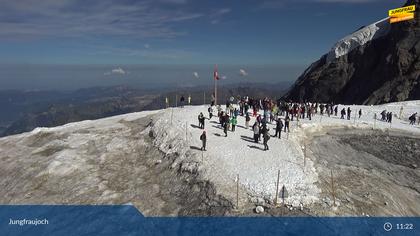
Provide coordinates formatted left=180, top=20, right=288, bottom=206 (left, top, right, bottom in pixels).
left=384, top=222, right=393, bottom=232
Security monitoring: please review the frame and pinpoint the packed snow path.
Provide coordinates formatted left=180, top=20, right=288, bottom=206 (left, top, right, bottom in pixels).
left=152, top=101, right=420, bottom=207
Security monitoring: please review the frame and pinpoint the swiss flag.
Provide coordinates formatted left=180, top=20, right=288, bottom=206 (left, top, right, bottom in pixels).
left=213, top=64, right=219, bottom=80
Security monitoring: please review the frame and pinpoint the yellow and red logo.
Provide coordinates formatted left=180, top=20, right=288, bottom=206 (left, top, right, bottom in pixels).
left=388, top=5, right=416, bottom=23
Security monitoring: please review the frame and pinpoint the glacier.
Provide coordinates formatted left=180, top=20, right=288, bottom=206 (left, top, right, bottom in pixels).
left=326, top=17, right=391, bottom=63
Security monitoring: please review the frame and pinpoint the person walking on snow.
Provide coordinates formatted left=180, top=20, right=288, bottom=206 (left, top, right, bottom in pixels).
left=245, top=113, right=251, bottom=129
left=180, top=96, right=185, bottom=108
left=263, top=128, right=270, bottom=151
left=188, top=95, right=191, bottom=105
left=253, top=122, right=259, bottom=143
left=399, top=106, right=404, bottom=119
left=409, top=113, right=417, bottom=125
left=340, top=108, right=346, bottom=119
left=200, top=131, right=206, bottom=151
left=223, top=121, right=228, bottom=137
left=284, top=115, right=290, bottom=133
left=208, top=106, right=213, bottom=119
left=347, top=107, right=351, bottom=120
left=274, top=118, right=283, bottom=138
left=230, top=116, right=237, bottom=132
left=358, top=109, right=362, bottom=119
left=198, top=112, right=205, bottom=129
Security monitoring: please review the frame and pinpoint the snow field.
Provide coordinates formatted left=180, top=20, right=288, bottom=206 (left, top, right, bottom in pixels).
left=151, top=101, right=420, bottom=207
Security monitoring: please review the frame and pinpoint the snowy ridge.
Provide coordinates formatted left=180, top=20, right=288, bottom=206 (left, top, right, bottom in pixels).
left=150, top=106, right=321, bottom=207
left=326, top=17, right=390, bottom=63
left=0, top=101, right=419, bottom=209
left=149, top=101, right=420, bottom=207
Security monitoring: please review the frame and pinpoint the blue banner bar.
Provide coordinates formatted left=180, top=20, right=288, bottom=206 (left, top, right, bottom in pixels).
left=0, top=205, right=419, bottom=236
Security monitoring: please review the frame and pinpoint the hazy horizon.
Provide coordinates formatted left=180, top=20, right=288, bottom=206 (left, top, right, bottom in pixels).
left=0, top=64, right=304, bottom=91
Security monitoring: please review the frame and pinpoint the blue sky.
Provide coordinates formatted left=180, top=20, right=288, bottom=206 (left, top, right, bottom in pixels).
left=0, top=0, right=407, bottom=90
left=0, top=0, right=403, bottom=65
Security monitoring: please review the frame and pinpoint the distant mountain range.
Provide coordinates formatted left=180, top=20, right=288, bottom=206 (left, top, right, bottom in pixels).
left=284, top=0, right=420, bottom=105
left=0, top=82, right=290, bottom=137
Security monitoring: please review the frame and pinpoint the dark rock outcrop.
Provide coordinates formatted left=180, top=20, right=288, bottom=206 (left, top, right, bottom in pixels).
left=284, top=0, right=420, bottom=105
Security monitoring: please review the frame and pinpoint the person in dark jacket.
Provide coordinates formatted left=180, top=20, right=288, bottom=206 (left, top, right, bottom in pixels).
left=284, top=115, right=290, bottom=133
left=198, top=112, right=205, bottom=129
left=200, top=131, right=207, bottom=151
left=274, top=118, right=283, bottom=138
left=263, top=129, right=270, bottom=151
left=180, top=96, right=185, bottom=107
left=409, top=113, right=417, bottom=125
left=341, top=108, right=346, bottom=119
left=208, top=106, right=213, bottom=119
left=358, top=109, right=362, bottom=119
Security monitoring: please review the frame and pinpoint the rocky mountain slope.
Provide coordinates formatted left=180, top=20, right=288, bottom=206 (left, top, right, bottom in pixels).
left=284, top=0, right=420, bottom=105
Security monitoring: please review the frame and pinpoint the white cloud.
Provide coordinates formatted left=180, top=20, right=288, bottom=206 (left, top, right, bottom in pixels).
left=104, top=67, right=127, bottom=76
left=239, top=69, right=248, bottom=76
left=217, top=8, right=231, bottom=15
left=210, top=8, right=231, bottom=24
left=193, top=72, right=199, bottom=79
left=0, top=1, right=204, bottom=39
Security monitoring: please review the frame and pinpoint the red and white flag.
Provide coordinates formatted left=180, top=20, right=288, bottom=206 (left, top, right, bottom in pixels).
left=213, top=64, right=219, bottom=80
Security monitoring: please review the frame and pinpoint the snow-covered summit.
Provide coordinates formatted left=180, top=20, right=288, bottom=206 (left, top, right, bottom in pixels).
left=326, top=17, right=390, bottom=62
left=0, top=101, right=419, bottom=209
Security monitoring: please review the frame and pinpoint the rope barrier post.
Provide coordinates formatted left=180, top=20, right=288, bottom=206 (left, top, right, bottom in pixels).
left=171, top=108, right=173, bottom=125
left=185, top=122, right=188, bottom=141
left=330, top=170, right=336, bottom=207
left=236, top=174, right=239, bottom=209
left=303, top=142, right=307, bottom=172
left=275, top=170, right=280, bottom=206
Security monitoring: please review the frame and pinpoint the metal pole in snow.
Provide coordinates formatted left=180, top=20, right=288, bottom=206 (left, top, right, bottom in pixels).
left=330, top=170, right=336, bottom=207
left=275, top=170, right=280, bottom=206
left=236, top=174, right=239, bottom=209
left=304, top=153, right=306, bottom=172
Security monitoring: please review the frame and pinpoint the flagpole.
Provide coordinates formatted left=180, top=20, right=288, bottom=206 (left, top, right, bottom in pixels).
left=215, top=76, right=218, bottom=106
left=214, top=64, right=218, bottom=106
